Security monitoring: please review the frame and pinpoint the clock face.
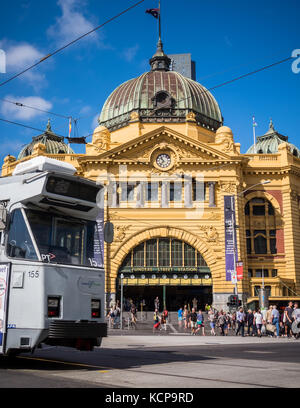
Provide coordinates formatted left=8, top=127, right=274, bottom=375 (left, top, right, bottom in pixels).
left=156, top=153, right=171, bottom=168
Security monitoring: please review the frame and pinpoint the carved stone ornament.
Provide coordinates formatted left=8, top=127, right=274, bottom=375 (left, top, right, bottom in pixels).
left=33, top=143, right=46, bottom=155
left=199, top=225, right=220, bottom=244
left=220, top=182, right=236, bottom=194
left=130, top=111, right=139, bottom=121
left=114, top=225, right=129, bottom=242
left=186, top=111, right=196, bottom=121
left=90, top=126, right=111, bottom=152
left=215, top=126, right=235, bottom=153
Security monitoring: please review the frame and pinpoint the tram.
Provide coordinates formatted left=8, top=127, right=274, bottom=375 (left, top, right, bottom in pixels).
left=0, top=157, right=109, bottom=356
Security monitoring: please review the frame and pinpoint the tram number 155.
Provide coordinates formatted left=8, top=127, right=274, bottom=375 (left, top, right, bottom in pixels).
left=28, top=271, right=39, bottom=279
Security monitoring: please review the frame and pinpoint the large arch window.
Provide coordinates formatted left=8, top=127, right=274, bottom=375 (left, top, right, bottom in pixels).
left=245, top=198, right=277, bottom=255
left=120, top=238, right=208, bottom=269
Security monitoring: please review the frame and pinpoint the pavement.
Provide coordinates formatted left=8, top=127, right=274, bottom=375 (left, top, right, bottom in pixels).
left=103, top=333, right=297, bottom=347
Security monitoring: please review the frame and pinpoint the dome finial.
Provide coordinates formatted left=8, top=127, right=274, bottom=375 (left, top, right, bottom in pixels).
left=46, top=118, right=52, bottom=132
left=269, top=118, right=274, bottom=130
left=148, top=0, right=171, bottom=71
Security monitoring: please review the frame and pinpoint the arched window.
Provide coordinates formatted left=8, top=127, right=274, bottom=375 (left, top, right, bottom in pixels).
left=245, top=198, right=277, bottom=255
left=119, top=238, right=208, bottom=269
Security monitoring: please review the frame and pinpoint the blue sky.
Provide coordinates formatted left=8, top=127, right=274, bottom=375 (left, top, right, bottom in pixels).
left=0, top=0, right=299, bottom=165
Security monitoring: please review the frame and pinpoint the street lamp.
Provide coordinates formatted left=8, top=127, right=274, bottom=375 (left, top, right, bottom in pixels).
left=231, top=180, right=271, bottom=299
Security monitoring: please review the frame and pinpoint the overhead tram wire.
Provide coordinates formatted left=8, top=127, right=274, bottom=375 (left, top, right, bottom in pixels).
left=0, top=97, right=71, bottom=120
left=0, top=54, right=294, bottom=142
left=0, top=0, right=147, bottom=89
left=0, top=117, right=70, bottom=140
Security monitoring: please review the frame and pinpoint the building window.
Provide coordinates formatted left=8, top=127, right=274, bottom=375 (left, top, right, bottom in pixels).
left=254, top=233, right=267, bottom=254
left=254, top=285, right=260, bottom=296
left=184, top=243, right=195, bottom=266
left=121, top=182, right=135, bottom=201
left=265, top=286, right=272, bottom=297
left=255, top=269, right=268, bottom=278
left=133, top=243, right=144, bottom=267
left=169, top=182, right=182, bottom=202
left=248, top=269, right=253, bottom=278
left=192, top=180, right=205, bottom=201
left=146, top=239, right=157, bottom=267
left=147, top=182, right=158, bottom=201
left=159, top=238, right=170, bottom=266
left=244, top=198, right=277, bottom=255
left=197, top=252, right=207, bottom=267
left=171, top=239, right=183, bottom=266
left=119, top=238, right=208, bottom=271
left=272, top=269, right=278, bottom=277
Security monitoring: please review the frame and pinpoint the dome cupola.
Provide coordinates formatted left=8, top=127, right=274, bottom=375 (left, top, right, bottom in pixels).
left=98, top=38, right=223, bottom=132
left=246, top=119, right=300, bottom=157
left=18, top=119, right=74, bottom=160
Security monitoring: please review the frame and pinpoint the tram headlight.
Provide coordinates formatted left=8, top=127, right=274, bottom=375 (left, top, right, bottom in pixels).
left=48, top=296, right=61, bottom=318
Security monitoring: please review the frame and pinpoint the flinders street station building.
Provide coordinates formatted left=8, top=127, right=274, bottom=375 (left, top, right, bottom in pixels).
left=3, top=40, right=300, bottom=311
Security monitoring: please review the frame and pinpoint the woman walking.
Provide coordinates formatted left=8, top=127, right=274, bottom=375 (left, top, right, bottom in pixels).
left=208, top=309, right=216, bottom=336
left=254, top=309, right=263, bottom=337
left=196, top=310, right=205, bottom=336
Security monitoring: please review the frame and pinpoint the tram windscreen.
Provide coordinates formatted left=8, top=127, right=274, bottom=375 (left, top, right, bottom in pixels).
left=26, top=209, right=104, bottom=267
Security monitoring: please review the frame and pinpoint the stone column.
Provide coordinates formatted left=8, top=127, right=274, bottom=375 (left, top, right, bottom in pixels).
left=208, top=182, right=216, bottom=207
left=161, top=181, right=169, bottom=208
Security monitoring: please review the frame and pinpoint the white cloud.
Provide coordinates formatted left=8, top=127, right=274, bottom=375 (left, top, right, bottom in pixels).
left=122, top=45, right=139, bottom=62
left=92, top=113, right=99, bottom=129
left=47, top=0, right=100, bottom=47
left=0, top=40, right=46, bottom=88
left=1, top=139, right=25, bottom=158
left=1, top=95, right=53, bottom=121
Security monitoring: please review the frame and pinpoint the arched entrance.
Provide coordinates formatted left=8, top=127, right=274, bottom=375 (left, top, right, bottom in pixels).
left=116, top=238, right=213, bottom=311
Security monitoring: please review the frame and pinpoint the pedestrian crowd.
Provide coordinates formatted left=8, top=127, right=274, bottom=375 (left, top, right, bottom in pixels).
left=106, top=298, right=138, bottom=329
left=106, top=296, right=300, bottom=339
left=176, top=301, right=300, bottom=338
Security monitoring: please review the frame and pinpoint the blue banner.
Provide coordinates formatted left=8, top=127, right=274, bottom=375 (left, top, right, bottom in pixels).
left=224, top=196, right=238, bottom=282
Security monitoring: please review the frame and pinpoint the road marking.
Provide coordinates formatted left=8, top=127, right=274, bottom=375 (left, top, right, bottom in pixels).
left=245, top=351, right=274, bottom=354
left=17, top=355, right=111, bottom=371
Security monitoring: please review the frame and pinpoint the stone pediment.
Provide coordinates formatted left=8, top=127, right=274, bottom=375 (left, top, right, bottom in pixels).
left=97, top=126, right=237, bottom=165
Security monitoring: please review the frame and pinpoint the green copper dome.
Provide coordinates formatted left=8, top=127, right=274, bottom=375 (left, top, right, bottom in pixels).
left=246, top=120, right=300, bottom=157
left=18, top=120, right=74, bottom=160
left=99, top=42, right=223, bottom=132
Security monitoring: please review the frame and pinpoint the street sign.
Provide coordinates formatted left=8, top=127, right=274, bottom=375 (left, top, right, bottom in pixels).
left=236, top=261, right=243, bottom=280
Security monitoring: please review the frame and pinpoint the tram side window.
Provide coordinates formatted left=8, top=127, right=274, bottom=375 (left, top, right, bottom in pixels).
left=6, top=209, right=38, bottom=260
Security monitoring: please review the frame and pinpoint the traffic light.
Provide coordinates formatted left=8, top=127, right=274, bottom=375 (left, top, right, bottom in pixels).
left=228, top=295, right=239, bottom=307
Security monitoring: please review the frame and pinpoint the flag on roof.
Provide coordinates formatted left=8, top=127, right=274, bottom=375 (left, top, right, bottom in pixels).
left=146, top=8, right=160, bottom=19
left=252, top=116, right=258, bottom=127
left=68, top=118, right=72, bottom=137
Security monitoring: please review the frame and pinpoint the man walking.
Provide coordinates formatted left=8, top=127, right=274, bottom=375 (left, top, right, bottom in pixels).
left=271, top=305, right=280, bottom=337
left=284, top=301, right=294, bottom=337
left=246, top=309, right=255, bottom=336
left=190, top=308, right=198, bottom=335
left=292, top=302, right=300, bottom=339
left=236, top=307, right=246, bottom=337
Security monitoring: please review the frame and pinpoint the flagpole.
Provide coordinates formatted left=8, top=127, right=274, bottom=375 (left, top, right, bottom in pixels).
left=68, top=117, right=72, bottom=154
left=252, top=116, right=257, bottom=154
left=158, top=0, right=161, bottom=41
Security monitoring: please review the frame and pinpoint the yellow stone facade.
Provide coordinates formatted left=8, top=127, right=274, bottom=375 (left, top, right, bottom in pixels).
left=3, top=115, right=300, bottom=310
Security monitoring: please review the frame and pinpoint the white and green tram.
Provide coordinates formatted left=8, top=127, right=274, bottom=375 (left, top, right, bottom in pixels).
left=0, top=157, right=109, bottom=356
